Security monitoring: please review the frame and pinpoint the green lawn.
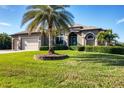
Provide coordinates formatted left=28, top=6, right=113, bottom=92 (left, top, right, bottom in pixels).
left=0, top=50, right=124, bottom=88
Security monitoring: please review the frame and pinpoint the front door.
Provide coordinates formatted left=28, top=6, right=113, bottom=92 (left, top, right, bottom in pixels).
left=69, top=36, right=77, bottom=45
left=69, top=32, right=77, bottom=45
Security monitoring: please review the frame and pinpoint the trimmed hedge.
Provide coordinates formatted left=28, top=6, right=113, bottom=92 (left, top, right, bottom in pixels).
left=40, top=45, right=124, bottom=55
left=77, top=46, right=85, bottom=51
left=85, top=46, right=94, bottom=52
left=69, top=46, right=77, bottom=50
left=69, top=46, right=85, bottom=51
left=85, top=46, right=124, bottom=55
left=54, top=45, right=68, bottom=50
left=40, top=45, right=68, bottom=50
left=40, top=46, right=49, bottom=50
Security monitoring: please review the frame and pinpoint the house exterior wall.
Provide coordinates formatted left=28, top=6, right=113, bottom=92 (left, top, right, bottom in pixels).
left=11, top=27, right=105, bottom=50
left=41, top=33, right=49, bottom=46
left=77, top=32, right=82, bottom=46
left=63, top=35, right=68, bottom=46
left=80, top=30, right=102, bottom=46
left=65, top=29, right=102, bottom=46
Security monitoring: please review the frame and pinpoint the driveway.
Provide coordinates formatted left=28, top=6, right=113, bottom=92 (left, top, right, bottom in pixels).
left=0, top=50, right=24, bottom=54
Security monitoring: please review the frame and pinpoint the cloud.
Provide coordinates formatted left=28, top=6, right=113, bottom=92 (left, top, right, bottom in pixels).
left=117, top=18, right=124, bottom=24
left=0, top=22, right=11, bottom=27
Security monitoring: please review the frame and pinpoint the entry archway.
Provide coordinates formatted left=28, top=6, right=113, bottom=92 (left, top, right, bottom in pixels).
left=69, top=32, right=77, bottom=45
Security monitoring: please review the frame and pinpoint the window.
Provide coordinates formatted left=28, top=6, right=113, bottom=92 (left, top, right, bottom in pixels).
left=86, top=33, right=94, bottom=40
left=56, top=36, right=64, bottom=45
left=85, top=33, right=95, bottom=45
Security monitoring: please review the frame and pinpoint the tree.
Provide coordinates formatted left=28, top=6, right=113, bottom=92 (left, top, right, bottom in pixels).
left=104, top=29, right=119, bottom=46
left=21, top=5, right=74, bottom=54
left=0, top=33, right=11, bottom=49
left=97, top=29, right=119, bottom=46
left=97, top=31, right=106, bottom=45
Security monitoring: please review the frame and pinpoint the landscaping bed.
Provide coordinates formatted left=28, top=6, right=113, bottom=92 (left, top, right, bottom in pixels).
left=34, top=54, right=69, bottom=60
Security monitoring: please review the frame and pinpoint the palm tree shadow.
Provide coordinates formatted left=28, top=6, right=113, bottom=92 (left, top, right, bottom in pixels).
left=106, top=60, right=124, bottom=66
left=71, top=54, right=124, bottom=66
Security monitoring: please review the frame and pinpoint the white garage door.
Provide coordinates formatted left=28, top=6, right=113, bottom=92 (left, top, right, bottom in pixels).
left=22, top=37, right=39, bottom=50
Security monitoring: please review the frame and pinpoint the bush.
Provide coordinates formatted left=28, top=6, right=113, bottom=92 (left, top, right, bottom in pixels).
left=40, top=46, right=49, bottom=50
left=109, top=46, right=124, bottom=54
left=40, top=45, right=124, bottom=55
left=93, top=46, right=111, bottom=53
left=0, top=33, right=11, bottom=49
left=85, top=46, right=94, bottom=52
left=69, top=46, right=77, bottom=50
left=54, top=45, right=68, bottom=50
left=77, top=46, right=85, bottom=51
left=40, top=45, right=68, bottom=50
left=85, top=46, right=124, bottom=55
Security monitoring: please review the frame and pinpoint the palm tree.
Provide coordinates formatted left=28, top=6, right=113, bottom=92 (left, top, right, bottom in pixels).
left=97, top=31, right=106, bottom=45
left=21, top=5, right=74, bottom=54
left=97, top=29, right=119, bottom=46
left=104, top=29, right=119, bottom=46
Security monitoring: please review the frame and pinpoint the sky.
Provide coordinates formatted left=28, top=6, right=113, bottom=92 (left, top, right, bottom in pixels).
left=0, top=5, right=124, bottom=42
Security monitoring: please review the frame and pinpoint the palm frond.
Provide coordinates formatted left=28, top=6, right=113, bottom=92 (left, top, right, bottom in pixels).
left=21, top=5, right=74, bottom=37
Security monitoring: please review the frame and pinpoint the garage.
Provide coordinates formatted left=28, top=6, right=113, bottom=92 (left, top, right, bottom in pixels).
left=22, top=37, right=39, bottom=50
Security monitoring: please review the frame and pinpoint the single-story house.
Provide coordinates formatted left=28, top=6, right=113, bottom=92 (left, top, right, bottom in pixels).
left=11, top=24, right=106, bottom=50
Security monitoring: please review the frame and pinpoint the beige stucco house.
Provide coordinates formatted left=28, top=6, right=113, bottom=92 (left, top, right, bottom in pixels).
left=11, top=24, right=106, bottom=50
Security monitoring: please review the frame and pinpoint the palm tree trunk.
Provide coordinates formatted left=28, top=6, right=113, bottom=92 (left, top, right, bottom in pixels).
left=105, top=41, right=108, bottom=46
left=48, top=27, right=55, bottom=55
left=108, top=40, right=111, bottom=46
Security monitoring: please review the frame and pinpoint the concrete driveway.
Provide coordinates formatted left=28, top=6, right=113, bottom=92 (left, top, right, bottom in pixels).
left=0, top=50, right=24, bottom=54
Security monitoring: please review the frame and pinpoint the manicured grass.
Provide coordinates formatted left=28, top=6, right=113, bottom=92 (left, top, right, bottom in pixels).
left=0, top=50, right=124, bottom=88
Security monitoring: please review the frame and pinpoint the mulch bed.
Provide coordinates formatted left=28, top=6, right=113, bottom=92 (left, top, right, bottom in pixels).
left=34, top=54, right=69, bottom=60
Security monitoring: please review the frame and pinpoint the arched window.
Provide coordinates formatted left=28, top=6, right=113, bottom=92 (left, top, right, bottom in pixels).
left=86, top=33, right=94, bottom=40
left=85, top=33, right=95, bottom=45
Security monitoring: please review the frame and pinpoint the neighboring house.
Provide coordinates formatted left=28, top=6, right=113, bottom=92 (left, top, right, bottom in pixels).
left=11, top=24, right=106, bottom=50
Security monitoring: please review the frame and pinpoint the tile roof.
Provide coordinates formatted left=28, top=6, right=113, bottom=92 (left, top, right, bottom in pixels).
left=11, top=31, right=41, bottom=36
left=11, top=24, right=105, bottom=36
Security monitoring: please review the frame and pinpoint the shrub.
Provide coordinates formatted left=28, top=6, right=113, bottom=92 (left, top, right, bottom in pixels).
left=85, top=46, right=94, bottom=52
left=69, top=46, right=77, bottom=50
left=54, top=45, right=68, bottom=50
left=77, top=46, right=85, bottom=51
left=40, top=45, right=124, bottom=55
left=109, top=46, right=124, bottom=54
left=93, top=46, right=111, bottom=53
left=40, top=46, right=49, bottom=50
left=40, top=45, right=68, bottom=50
left=84, top=46, right=124, bottom=55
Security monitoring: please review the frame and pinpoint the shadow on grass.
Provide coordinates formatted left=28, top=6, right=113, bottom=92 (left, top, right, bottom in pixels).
left=70, top=53, right=124, bottom=66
